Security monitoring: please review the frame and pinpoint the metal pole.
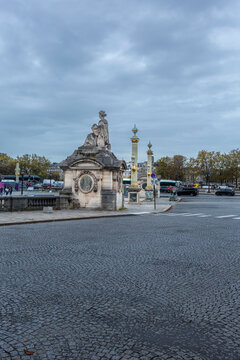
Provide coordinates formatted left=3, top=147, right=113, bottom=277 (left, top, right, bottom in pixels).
left=154, top=184, right=156, bottom=210
left=21, top=172, right=24, bottom=195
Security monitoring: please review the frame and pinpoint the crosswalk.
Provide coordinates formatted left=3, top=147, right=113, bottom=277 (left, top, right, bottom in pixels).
left=157, top=212, right=240, bottom=220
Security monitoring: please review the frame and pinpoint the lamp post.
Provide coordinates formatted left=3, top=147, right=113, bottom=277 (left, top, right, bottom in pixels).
left=207, top=170, right=211, bottom=193
left=220, top=167, right=223, bottom=186
left=21, top=170, right=24, bottom=195
left=49, top=171, right=52, bottom=192
left=15, top=162, right=20, bottom=191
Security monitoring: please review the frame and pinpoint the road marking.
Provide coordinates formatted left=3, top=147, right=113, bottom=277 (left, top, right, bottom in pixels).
left=132, top=212, right=150, bottom=215
left=161, top=212, right=191, bottom=216
left=157, top=213, right=240, bottom=220
left=177, top=213, right=192, bottom=216
left=182, top=213, right=203, bottom=217
left=161, top=213, right=181, bottom=216
left=215, top=215, right=237, bottom=218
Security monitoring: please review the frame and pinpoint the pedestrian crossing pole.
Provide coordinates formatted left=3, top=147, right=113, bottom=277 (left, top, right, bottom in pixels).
left=154, top=183, right=156, bottom=210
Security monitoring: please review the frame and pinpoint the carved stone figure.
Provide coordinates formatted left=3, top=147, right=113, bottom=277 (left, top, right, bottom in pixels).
left=83, top=110, right=111, bottom=150
left=83, top=124, right=99, bottom=147
left=98, top=110, right=111, bottom=150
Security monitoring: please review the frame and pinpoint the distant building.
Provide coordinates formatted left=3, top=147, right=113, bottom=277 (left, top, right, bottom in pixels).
left=48, top=162, right=64, bottom=180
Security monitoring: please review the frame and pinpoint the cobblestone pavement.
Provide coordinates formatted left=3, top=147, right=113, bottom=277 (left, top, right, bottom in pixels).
left=0, top=197, right=239, bottom=359
left=0, top=197, right=172, bottom=226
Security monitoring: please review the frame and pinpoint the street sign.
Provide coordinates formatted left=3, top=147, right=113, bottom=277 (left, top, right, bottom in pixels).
left=151, top=173, right=156, bottom=178
left=151, top=179, right=158, bottom=185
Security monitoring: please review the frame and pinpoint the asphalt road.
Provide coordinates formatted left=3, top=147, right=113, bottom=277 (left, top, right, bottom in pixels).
left=0, top=195, right=239, bottom=359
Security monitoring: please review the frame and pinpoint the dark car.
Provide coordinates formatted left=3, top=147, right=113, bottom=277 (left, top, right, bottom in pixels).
left=177, top=186, right=199, bottom=196
left=160, top=186, right=173, bottom=193
left=54, top=181, right=64, bottom=191
left=215, top=187, right=235, bottom=196
left=33, top=183, right=43, bottom=190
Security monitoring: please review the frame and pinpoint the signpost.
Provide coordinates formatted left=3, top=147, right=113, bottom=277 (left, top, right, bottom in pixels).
left=151, top=177, right=158, bottom=210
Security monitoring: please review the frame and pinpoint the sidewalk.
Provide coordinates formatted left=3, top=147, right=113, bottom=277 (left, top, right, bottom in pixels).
left=0, top=197, right=174, bottom=226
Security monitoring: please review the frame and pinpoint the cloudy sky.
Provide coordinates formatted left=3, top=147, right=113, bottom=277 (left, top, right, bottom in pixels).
left=1, top=0, right=240, bottom=162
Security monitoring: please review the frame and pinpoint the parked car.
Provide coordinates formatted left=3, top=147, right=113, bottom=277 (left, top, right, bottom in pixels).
left=53, top=181, right=64, bottom=191
left=177, top=186, right=199, bottom=196
left=42, top=179, right=55, bottom=190
left=215, top=187, right=235, bottom=196
left=33, top=183, right=43, bottom=190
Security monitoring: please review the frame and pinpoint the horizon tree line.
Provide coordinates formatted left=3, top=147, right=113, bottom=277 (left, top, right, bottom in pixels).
left=156, top=149, right=240, bottom=186
left=0, top=153, right=60, bottom=181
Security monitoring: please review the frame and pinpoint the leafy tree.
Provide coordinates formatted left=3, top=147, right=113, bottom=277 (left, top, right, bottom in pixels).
left=17, top=154, right=51, bottom=180
left=194, top=150, right=215, bottom=183
left=0, top=153, right=17, bottom=175
left=185, top=157, right=199, bottom=183
left=172, top=155, right=186, bottom=180
left=156, top=155, right=186, bottom=181
left=156, top=156, right=173, bottom=179
left=224, top=149, right=240, bottom=186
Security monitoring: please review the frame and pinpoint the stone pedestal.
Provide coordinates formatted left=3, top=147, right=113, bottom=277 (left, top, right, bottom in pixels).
left=128, top=187, right=141, bottom=204
left=60, top=147, right=125, bottom=210
left=145, top=189, right=153, bottom=200
left=60, top=112, right=126, bottom=211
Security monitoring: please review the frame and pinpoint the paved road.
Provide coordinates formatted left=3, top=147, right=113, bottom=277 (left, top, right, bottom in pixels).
left=0, top=195, right=239, bottom=359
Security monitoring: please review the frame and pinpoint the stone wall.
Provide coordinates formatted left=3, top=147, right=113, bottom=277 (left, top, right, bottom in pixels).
left=0, top=195, right=70, bottom=212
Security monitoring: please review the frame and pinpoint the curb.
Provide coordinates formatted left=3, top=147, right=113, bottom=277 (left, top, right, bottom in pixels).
left=0, top=204, right=174, bottom=227
left=160, top=204, right=172, bottom=212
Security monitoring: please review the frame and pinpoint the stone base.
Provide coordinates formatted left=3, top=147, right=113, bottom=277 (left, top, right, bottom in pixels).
left=60, top=187, right=72, bottom=195
left=101, top=190, right=117, bottom=211
left=128, top=191, right=140, bottom=204
left=145, top=190, right=153, bottom=201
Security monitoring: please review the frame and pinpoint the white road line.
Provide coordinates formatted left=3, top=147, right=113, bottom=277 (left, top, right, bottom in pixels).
left=182, top=213, right=203, bottom=217
left=177, top=213, right=192, bottom=215
left=215, top=215, right=237, bottom=218
left=132, top=212, right=150, bottom=215
left=232, top=217, right=240, bottom=220
left=199, top=215, right=212, bottom=217
left=161, top=213, right=181, bottom=216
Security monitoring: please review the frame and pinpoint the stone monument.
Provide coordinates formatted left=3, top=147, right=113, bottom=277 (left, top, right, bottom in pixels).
left=128, top=125, right=141, bottom=204
left=60, top=111, right=126, bottom=210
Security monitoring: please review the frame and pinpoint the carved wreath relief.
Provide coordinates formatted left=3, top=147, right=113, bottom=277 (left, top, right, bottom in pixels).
left=74, top=171, right=98, bottom=194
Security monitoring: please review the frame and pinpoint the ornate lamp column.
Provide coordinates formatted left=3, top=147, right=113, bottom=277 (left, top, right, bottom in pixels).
left=128, top=124, right=140, bottom=204
left=145, top=141, right=153, bottom=200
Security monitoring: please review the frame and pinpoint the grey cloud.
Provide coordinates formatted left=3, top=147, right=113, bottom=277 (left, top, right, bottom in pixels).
left=0, top=0, right=240, bottom=163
